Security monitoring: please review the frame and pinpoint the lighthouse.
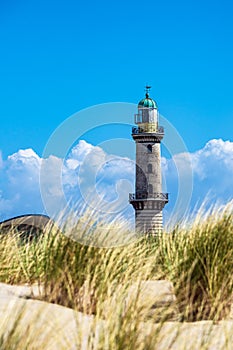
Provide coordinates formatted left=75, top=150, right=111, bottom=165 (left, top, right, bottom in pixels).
left=129, top=87, right=168, bottom=234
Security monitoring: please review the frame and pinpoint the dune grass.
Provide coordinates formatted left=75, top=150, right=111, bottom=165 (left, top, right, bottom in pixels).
left=160, top=205, right=233, bottom=321
left=0, top=203, right=233, bottom=348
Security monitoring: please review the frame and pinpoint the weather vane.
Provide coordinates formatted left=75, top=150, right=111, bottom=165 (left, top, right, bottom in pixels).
left=145, top=85, right=152, bottom=94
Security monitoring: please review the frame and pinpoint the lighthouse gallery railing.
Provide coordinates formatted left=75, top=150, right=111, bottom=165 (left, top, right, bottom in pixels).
left=129, top=192, right=168, bottom=201
left=132, top=126, right=164, bottom=134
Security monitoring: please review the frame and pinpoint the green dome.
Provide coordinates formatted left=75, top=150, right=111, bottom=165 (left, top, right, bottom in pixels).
left=138, top=93, right=157, bottom=109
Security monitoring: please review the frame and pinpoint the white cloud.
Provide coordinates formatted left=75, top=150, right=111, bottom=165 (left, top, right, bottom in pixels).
left=0, top=148, right=42, bottom=220
left=192, top=139, right=233, bottom=177
left=65, top=140, right=96, bottom=170
left=61, top=141, right=134, bottom=223
left=163, top=138, right=233, bottom=219
left=0, top=141, right=135, bottom=223
left=0, top=138, right=233, bottom=224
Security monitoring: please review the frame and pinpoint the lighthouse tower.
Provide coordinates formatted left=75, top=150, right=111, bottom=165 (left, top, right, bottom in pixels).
left=129, top=87, right=168, bottom=234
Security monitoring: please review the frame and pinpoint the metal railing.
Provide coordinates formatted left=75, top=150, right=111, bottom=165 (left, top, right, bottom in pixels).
left=129, top=192, right=168, bottom=201
left=132, top=126, right=164, bottom=134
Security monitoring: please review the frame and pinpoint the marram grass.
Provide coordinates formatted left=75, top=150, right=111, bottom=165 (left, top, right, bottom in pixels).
left=160, top=202, right=233, bottom=321
left=0, top=203, right=233, bottom=348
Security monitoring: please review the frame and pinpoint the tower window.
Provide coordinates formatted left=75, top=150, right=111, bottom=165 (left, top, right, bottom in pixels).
left=147, top=145, right=152, bottom=153
left=148, top=164, right=152, bottom=173
left=148, top=184, right=153, bottom=194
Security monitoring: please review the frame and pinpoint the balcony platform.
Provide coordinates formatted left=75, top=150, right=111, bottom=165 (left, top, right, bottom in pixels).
left=129, top=192, right=169, bottom=202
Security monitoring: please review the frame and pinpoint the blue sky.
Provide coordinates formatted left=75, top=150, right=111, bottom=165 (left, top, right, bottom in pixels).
left=1, top=0, right=233, bottom=156
left=0, top=0, right=233, bottom=224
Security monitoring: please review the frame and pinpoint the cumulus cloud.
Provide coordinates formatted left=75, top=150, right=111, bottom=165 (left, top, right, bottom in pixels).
left=0, top=148, right=43, bottom=220
left=190, top=139, right=233, bottom=207
left=0, top=141, right=135, bottom=223
left=61, top=140, right=134, bottom=223
left=0, top=138, right=232, bottom=224
left=163, top=139, right=233, bottom=220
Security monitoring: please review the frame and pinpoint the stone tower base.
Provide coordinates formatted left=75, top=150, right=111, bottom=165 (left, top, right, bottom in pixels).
left=135, top=209, right=163, bottom=234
